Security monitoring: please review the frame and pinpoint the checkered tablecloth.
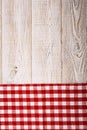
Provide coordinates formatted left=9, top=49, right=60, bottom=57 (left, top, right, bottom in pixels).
left=0, top=84, right=87, bottom=130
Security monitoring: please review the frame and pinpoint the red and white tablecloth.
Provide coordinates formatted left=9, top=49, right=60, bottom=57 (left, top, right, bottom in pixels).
left=0, top=84, right=87, bottom=130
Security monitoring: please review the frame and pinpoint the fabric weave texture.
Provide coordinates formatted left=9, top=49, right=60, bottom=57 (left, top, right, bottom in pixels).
left=0, top=84, right=87, bottom=130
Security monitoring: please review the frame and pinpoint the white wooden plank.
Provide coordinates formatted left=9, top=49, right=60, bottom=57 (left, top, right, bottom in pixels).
left=32, top=0, right=61, bottom=83
left=2, top=0, right=32, bottom=83
left=62, top=0, right=87, bottom=83
left=0, top=0, right=2, bottom=83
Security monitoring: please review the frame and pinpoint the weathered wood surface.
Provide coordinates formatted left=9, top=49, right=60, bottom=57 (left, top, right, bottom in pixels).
left=2, top=0, right=32, bottom=83
left=0, top=0, right=86, bottom=83
left=32, top=0, right=61, bottom=83
left=0, top=0, right=1, bottom=83
left=62, top=0, right=87, bottom=83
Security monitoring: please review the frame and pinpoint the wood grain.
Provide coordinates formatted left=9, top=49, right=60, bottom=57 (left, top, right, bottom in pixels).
left=32, top=0, right=61, bottom=83
left=62, top=0, right=87, bottom=83
left=0, top=0, right=86, bottom=83
left=2, top=0, right=32, bottom=83
left=0, top=0, right=1, bottom=83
